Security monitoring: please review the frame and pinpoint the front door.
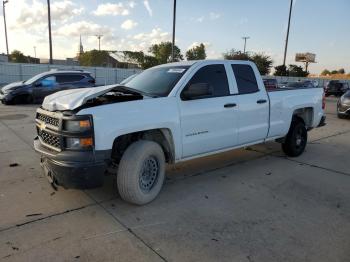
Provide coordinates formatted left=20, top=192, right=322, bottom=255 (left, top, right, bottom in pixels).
left=179, top=64, right=238, bottom=158
left=33, top=75, right=59, bottom=100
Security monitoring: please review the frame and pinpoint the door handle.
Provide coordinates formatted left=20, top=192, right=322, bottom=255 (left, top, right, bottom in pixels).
left=257, top=99, right=267, bottom=104
left=224, top=103, right=237, bottom=108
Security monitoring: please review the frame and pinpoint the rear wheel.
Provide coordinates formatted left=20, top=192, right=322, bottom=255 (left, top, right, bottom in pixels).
left=117, top=140, right=166, bottom=205
left=282, top=119, right=307, bottom=157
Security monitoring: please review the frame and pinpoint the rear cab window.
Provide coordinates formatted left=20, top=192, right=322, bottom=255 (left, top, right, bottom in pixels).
left=231, top=64, right=259, bottom=94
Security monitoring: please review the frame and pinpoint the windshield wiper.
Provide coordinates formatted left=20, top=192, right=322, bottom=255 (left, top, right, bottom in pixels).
left=116, top=85, right=160, bottom=98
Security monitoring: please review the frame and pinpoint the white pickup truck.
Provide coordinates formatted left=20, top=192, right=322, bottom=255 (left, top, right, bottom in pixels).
left=34, top=60, right=326, bottom=205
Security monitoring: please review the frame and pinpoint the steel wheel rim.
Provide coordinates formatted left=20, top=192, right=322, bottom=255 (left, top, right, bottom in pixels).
left=139, top=156, right=159, bottom=193
left=295, top=127, right=306, bottom=149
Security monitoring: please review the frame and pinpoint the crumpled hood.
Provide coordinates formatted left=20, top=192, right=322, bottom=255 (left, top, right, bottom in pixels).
left=1, top=81, right=26, bottom=93
left=42, top=85, right=118, bottom=111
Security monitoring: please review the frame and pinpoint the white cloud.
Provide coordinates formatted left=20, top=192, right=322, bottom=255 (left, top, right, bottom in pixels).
left=209, top=12, right=221, bottom=20
left=131, top=28, right=171, bottom=51
left=143, top=0, right=153, bottom=16
left=187, top=42, right=211, bottom=50
left=8, top=0, right=83, bottom=29
left=121, top=19, right=138, bottom=30
left=93, top=2, right=129, bottom=16
left=55, top=21, right=113, bottom=38
left=196, top=16, right=204, bottom=23
left=128, top=1, right=136, bottom=8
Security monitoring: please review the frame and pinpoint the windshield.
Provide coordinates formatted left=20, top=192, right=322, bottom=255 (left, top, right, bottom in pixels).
left=24, top=72, right=49, bottom=85
left=123, top=66, right=189, bottom=97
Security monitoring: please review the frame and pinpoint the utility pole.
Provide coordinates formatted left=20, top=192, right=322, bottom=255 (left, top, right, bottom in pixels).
left=96, top=35, right=103, bottom=51
left=47, top=0, right=53, bottom=64
left=2, top=0, right=9, bottom=56
left=171, top=0, right=176, bottom=62
left=283, top=0, right=293, bottom=66
left=242, top=36, right=250, bottom=54
left=33, top=46, right=37, bottom=58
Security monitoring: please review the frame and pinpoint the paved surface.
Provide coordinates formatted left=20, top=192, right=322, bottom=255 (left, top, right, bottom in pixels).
left=0, top=97, right=349, bottom=262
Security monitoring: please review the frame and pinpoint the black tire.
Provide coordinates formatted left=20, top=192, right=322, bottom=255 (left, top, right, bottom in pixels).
left=282, top=119, right=307, bottom=157
left=117, top=140, right=166, bottom=205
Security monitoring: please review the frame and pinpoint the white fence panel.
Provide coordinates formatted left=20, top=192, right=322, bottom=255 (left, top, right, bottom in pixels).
left=0, top=62, right=142, bottom=86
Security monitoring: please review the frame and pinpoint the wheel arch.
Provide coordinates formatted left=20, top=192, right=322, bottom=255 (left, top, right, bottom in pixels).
left=111, top=128, right=176, bottom=164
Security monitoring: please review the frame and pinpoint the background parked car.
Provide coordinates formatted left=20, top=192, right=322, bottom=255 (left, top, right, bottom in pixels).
left=0, top=70, right=96, bottom=105
left=281, top=81, right=315, bottom=89
left=263, top=78, right=278, bottom=90
left=337, top=90, right=350, bottom=119
left=325, top=80, right=350, bottom=97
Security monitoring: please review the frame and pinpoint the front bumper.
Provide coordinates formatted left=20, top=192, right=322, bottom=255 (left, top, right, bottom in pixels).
left=337, top=104, right=350, bottom=116
left=34, top=137, right=111, bottom=189
left=0, top=93, right=13, bottom=103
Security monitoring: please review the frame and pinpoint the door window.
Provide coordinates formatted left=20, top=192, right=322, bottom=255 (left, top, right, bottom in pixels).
left=40, top=76, right=57, bottom=88
left=231, top=64, right=259, bottom=94
left=181, top=64, right=230, bottom=100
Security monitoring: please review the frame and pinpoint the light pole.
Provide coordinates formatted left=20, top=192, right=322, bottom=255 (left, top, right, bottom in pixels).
left=2, top=0, right=9, bottom=56
left=171, top=0, right=176, bottom=62
left=96, top=35, right=103, bottom=51
left=283, top=0, right=293, bottom=66
left=47, top=0, right=53, bottom=64
left=33, top=46, right=36, bottom=58
left=242, top=36, right=250, bottom=54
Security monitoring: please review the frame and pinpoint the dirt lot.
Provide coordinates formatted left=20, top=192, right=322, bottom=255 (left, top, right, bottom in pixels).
left=0, top=97, right=349, bottom=262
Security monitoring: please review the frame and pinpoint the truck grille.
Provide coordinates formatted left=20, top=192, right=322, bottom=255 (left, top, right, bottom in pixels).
left=38, top=129, right=61, bottom=149
left=37, top=112, right=60, bottom=127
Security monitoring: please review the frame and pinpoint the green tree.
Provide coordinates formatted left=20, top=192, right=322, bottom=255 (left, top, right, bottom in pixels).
left=274, top=65, right=288, bottom=76
left=78, top=50, right=109, bottom=67
left=186, top=43, right=206, bottom=60
left=123, top=51, right=161, bottom=69
left=223, top=49, right=249, bottom=60
left=223, top=49, right=273, bottom=75
left=288, top=64, right=309, bottom=77
left=330, top=70, right=338, bottom=74
left=338, top=68, right=345, bottom=74
left=250, top=53, right=273, bottom=75
left=149, top=42, right=183, bottom=64
left=321, top=69, right=331, bottom=76
left=9, top=50, right=27, bottom=63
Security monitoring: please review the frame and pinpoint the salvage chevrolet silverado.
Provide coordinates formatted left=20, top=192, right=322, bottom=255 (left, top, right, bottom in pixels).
left=34, top=60, right=326, bottom=205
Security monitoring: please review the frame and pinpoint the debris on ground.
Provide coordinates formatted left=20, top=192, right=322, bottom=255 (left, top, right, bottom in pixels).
left=9, top=163, right=19, bottom=167
left=265, top=172, right=272, bottom=176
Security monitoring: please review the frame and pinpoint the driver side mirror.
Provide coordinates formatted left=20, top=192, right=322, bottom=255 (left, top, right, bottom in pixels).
left=181, top=83, right=212, bottom=100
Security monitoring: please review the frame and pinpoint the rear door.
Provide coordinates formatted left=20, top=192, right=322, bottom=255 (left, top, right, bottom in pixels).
left=179, top=63, right=239, bottom=158
left=230, top=63, right=269, bottom=145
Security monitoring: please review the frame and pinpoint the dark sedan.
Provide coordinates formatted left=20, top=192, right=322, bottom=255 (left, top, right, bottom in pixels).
left=0, top=70, right=96, bottom=105
left=337, top=90, right=350, bottom=119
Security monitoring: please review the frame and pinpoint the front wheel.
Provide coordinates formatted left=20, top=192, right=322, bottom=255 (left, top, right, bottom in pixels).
left=282, top=120, right=307, bottom=157
left=117, top=140, right=166, bottom=205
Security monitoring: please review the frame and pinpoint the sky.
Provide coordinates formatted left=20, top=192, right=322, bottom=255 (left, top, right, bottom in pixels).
left=0, top=0, right=349, bottom=74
